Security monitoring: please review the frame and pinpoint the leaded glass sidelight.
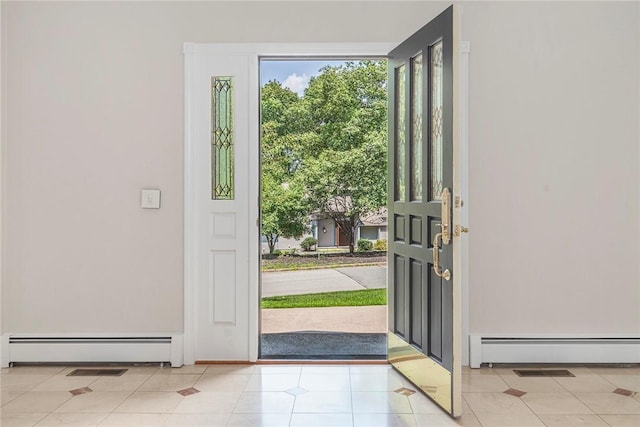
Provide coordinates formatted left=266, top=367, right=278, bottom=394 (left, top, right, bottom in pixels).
left=212, top=76, right=234, bottom=200
left=395, top=65, right=406, bottom=201
left=410, top=53, right=423, bottom=201
left=430, top=41, right=444, bottom=201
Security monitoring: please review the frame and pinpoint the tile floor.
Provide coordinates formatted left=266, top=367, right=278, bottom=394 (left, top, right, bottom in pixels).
left=1, top=363, right=639, bottom=426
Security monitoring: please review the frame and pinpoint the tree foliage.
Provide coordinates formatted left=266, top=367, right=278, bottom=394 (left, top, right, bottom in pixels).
left=302, top=61, right=387, bottom=156
left=302, top=133, right=386, bottom=253
left=261, top=61, right=387, bottom=253
left=261, top=175, right=309, bottom=254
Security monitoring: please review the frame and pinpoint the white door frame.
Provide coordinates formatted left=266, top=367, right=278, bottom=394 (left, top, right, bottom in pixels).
left=183, top=42, right=470, bottom=365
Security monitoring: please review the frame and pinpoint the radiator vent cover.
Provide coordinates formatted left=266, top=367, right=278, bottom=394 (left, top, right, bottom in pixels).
left=67, top=368, right=128, bottom=377
left=514, top=369, right=575, bottom=377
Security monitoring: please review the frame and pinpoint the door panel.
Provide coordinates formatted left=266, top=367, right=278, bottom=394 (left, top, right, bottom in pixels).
left=410, top=260, right=423, bottom=348
left=387, top=5, right=461, bottom=417
left=189, top=51, right=251, bottom=361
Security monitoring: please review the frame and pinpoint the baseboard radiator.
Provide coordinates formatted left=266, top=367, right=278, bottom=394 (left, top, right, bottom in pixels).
left=1, top=334, right=184, bottom=368
left=469, top=335, right=640, bottom=368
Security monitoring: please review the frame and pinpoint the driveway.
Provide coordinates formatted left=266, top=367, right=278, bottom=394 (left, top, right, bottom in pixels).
left=261, top=265, right=387, bottom=298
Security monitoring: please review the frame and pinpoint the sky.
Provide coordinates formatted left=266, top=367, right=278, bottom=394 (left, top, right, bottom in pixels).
left=260, top=60, right=347, bottom=96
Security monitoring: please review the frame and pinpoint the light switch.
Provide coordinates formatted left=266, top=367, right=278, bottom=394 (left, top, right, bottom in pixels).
left=141, top=189, right=161, bottom=209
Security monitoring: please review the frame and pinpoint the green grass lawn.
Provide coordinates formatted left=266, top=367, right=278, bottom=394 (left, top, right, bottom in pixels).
left=261, top=288, right=386, bottom=309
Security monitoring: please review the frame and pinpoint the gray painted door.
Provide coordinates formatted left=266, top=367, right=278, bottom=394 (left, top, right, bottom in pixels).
left=387, top=5, right=461, bottom=416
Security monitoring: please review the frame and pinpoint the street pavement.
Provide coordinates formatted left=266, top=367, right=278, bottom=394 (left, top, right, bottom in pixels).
left=261, top=265, right=386, bottom=298
left=335, top=266, right=387, bottom=289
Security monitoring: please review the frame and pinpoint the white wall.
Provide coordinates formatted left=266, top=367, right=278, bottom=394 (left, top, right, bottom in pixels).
left=317, top=219, right=337, bottom=248
left=0, top=0, right=449, bottom=334
left=1, top=1, right=638, bottom=339
left=463, top=1, right=640, bottom=335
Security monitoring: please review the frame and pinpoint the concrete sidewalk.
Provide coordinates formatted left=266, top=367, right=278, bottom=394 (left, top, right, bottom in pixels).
left=261, top=305, right=387, bottom=334
left=261, top=265, right=388, bottom=335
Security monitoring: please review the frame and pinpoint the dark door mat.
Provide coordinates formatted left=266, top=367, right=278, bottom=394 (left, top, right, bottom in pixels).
left=514, top=369, right=575, bottom=377
left=260, top=332, right=387, bottom=360
left=67, top=368, right=128, bottom=376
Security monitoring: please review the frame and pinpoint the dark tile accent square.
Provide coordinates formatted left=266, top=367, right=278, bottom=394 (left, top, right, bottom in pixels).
left=177, top=387, right=200, bottom=397
left=69, top=387, right=93, bottom=396
left=503, top=388, right=527, bottom=397
left=613, top=388, right=635, bottom=397
left=394, top=387, right=416, bottom=396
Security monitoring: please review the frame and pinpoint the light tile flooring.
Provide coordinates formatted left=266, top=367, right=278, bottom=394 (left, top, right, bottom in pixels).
left=1, top=364, right=639, bottom=426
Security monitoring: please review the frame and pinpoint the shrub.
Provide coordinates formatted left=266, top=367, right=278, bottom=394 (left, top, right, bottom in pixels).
left=373, top=239, right=387, bottom=251
left=357, top=239, right=373, bottom=252
left=300, top=237, right=318, bottom=251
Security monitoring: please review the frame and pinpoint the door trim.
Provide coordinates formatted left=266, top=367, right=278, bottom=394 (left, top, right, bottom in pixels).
left=460, top=41, right=470, bottom=366
left=183, top=42, right=469, bottom=365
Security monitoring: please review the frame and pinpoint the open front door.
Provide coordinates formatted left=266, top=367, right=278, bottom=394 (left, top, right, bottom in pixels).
left=387, top=5, right=462, bottom=417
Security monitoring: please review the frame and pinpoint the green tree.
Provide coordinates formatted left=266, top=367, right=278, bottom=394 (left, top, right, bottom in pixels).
left=260, top=60, right=387, bottom=254
left=261, top=82, right=310, bottom=253
left=300, top=60, right=387, bottom=253
left=261, top=81, right=300, bottom=133
left=302, top=61, right=387, bottom=156
left=302, top=132, right=386, bottom=253
left=261, top=81, right=308, bottom=177
left=261, top=175, right=309, bottom=254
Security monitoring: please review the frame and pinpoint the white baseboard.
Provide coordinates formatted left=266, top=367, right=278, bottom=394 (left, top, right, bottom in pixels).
left=1, top=333, right=184, bottom=368
left=469, top=334, right=640, bottom=368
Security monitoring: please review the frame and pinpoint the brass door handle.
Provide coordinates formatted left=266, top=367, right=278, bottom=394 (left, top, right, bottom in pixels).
left=433, top=230, right=451, bottom=281
left=433, top=187, right=452, bottom=281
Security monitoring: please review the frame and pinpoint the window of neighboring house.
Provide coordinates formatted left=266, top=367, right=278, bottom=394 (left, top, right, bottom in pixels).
left=359, top=226, right=379, bottom=241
